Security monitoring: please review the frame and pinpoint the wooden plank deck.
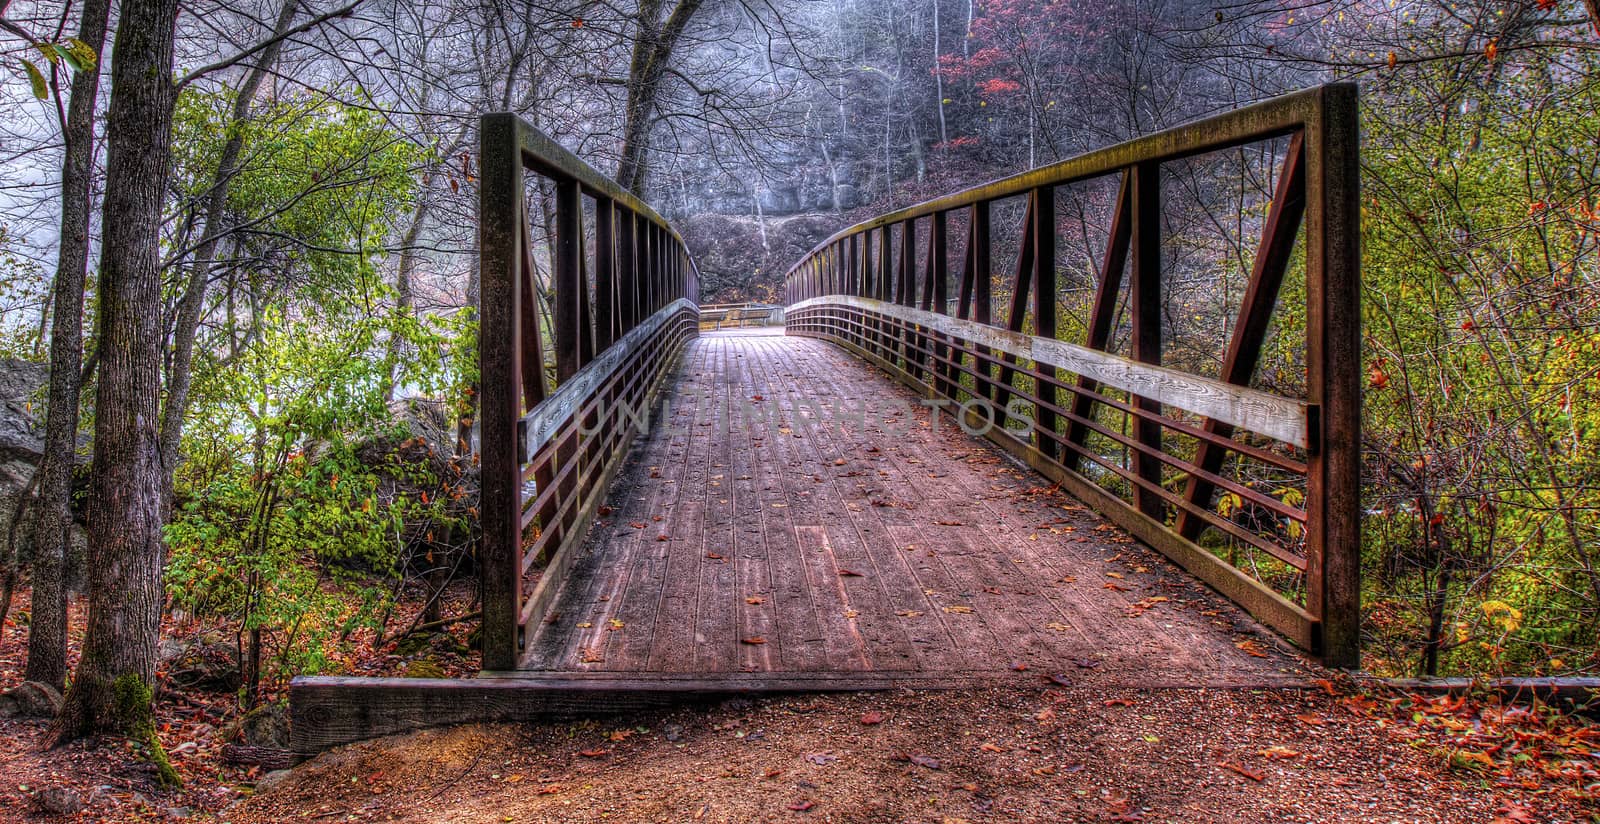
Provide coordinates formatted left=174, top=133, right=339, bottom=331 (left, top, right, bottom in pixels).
left=520, top=328, right=1310, bottom=688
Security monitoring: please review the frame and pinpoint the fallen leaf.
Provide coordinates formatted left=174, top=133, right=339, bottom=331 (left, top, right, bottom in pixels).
left=537, top=784, right=562, bottom=795
left=1220, top=761, right=1264, bottom=782
left=578, top=749, right=610, bottom=758
left=1235, top=639, right=1269, bottom=658
left=1046, top=674, right=1073, bottom=687
left=1045, top=622, right=1071, bottom=632
left=741, top=636, right=768, bottom=645
left=934, top=520, right=964, bottom=526
left=1295, top=714, right=1328, bottom=726
left=629, top=521, right=647, bottom=529
left=1258, top=746, right=1299, bottom=760
left=707, top=552, right=725, bottom=560
left=837, top=568, right=864, bottom=577
left=598, top=505, right=614, bottom=516
left=942, top=605, right=974, bottom=614
left=656, top=534, right=670, bottom=542
left=1104, top=699, right=1134, bottom=707
left=1035, top=707, right=1056, bottom=722
left=787, top=799, right=814, bottom=812
left=859, top=711, right=886, bottom=725
left=895, top=610, right=924, bottom=617
left=607, top=619, right=625, bottom=630
left=908, top=754, right=941, bottom=770
left=745, top=596, right=765, bottom=605
left=1103, top=583, right=1131, bottom=592
left=979, top=742, right=1007, bottom=753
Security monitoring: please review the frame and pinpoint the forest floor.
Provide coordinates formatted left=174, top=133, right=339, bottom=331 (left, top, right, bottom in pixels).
left=3, top=588, right=1598, bottom=823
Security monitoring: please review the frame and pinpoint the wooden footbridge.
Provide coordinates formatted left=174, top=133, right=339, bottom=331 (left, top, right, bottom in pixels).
left=290, top=85, right=1360, bottom=753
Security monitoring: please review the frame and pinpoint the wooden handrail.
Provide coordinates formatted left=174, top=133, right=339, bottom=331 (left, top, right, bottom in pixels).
left=782, top=84, right=1360, bottom=668
left=478, top=113, right=700, bottom=671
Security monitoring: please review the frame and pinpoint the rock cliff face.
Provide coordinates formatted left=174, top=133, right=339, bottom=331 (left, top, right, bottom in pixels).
left=680, top=212, right=844, bottom=303
left=0, top=358, right=47, bottom=494
left=0, top=358, right=87, bottom=581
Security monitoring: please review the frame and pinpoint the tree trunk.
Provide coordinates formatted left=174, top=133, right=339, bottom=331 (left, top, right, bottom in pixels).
left=24, top=0, right=112, bottom=693
left=614, top=0, right=704, bottom=195
left=158, top=0, right=299, bottom=504
left=51, top=0, right=181, bottom=744
left=932, top=0, right=947, bottom=145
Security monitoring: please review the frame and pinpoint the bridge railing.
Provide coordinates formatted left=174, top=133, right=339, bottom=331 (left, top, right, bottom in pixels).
left=478, top=114, right=699, bottom=671
left=782, top=85, right=1359, bottom=667
left=698, top=302, right=784, bottom=330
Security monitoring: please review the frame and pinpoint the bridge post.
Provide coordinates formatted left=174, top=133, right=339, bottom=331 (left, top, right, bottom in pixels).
left=1304, top=83, right=1362, bottom=669
left=477, top=114, right=525, bottom=672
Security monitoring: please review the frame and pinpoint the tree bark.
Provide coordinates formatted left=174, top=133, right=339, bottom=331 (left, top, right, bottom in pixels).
left=52, top=0, right=181, bottom=743
left=24, top=0, right=112, bottom=693
left=158, top=0, right=299, bottom=502
left=614, top=0, right=703, bottom=195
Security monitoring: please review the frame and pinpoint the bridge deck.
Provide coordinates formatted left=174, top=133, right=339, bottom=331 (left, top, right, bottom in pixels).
left=522, top=329, right=1308, bottom=687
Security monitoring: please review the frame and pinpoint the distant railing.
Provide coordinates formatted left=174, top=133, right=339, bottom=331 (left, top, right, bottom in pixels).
left=478, top=114, right=699, bottom=671
left=782, top=85, right=1360, bottom=667
left=698, top=302, right=784, bottom=330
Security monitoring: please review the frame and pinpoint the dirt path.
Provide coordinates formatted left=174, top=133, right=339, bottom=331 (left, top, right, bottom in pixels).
left=230, top=685, right=1587, bottom=823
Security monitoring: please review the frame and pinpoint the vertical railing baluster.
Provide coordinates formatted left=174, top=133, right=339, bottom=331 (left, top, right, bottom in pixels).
left=554, top=180, right=584, bottom=382
left=1033, top=186, right=1058, bottom=461
left=595, top=198, right=617, bottom=351
left=1129, top=161, right=1165, bottom=520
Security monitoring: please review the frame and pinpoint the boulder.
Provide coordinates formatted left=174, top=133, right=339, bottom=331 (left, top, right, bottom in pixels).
left=161, top=637, right=241, bottom=693
left=0, top=680, right=63, bottom=718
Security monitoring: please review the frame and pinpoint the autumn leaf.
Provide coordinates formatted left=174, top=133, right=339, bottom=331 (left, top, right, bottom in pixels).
left=598, top=505, right=614, bottom=516
left=630, top=521, right=647, bottom=529
left=1235, top=639, right=1269, bottom=658
left=607, top=619, right=625, bottom=630
left=934, top=520, right=964, bottom=526
left=787, top=799, right=814, bottom=812
left=1104, top=698, right=1134, bottom=707
left=741, top=636, right=768, bottom=645
left=1295, top=714, right=1328, bottom=726
left=1220, top=761, right=1264, bottom=781
left=656, top=534, right=669, bottom=542
left=577, top=749, right=610, bottom=758
left=1103, top=582, right=1131, bottom=592
left=942, top=605, right=974, bottom=614
left=706, top=552, right=726, bottom=560
left=745, top=596, right=765, bottom=605
left=1484, top=38, right=1498, bottom=61
left=1259, top=746, right=1299, bottom=760
left=859, top=711, right=886, bottom=725
left=1034, top=707, right=1056, bottom=722
left=979, top=742, right=1007, bottom=753
left=837, top=568, right=864, bottom=577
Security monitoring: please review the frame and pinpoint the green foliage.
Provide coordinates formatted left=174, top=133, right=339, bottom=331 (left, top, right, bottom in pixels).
left=1357, top=53, right=1600, bottom=677
left=161, top=88, right=472, bottom=693
left=0, top=224, right=47, bottom=359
